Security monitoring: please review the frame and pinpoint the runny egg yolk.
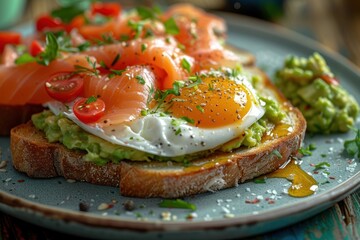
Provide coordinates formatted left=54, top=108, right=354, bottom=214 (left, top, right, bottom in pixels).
left=169, top=76, right=253, bottom=128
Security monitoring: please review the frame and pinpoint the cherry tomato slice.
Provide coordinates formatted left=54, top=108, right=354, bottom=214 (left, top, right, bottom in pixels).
left=0, top=31, right=21, bottom=53
left=45, top=72, right=84, bottom=103
left=73, top=97, right=106, bottom=123
left=29, top=40, right=44, bottom=56
left=36, top=15, right=64, bottom=32
left=91, top=2, right=121, bottom=17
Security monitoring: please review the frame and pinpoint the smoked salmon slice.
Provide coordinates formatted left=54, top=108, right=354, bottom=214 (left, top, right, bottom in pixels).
left=163, top=4, right=244, bottom=70
left=83, top=37, right=193, bottom=89
left=0, top=54, right=93, bottom=105
left=83, top=65, right=156, bottom=126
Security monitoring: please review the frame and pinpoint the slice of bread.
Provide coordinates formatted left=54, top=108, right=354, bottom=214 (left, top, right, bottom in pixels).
left=10, top=67, right=306, bottom=198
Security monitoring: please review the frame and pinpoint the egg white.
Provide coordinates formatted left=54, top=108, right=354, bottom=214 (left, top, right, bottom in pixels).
left=47, top=74, right=265, bottom=157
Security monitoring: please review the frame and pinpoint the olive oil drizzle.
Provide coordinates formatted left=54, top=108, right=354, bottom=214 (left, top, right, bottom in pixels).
left=266, top=158, right=318, bottom=197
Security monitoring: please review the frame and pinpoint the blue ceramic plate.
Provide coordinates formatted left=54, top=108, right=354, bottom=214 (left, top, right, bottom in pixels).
left=0, top=13, right=359, bottom=239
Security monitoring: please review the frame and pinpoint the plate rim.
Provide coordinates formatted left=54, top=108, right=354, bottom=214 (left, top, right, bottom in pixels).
left=1, top=12, right=360, bottom=234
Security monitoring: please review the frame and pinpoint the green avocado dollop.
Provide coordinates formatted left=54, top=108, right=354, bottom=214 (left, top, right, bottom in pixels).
left=275, top=52, right=359, bottom=133
left=32, top=71, right=286, bottom=165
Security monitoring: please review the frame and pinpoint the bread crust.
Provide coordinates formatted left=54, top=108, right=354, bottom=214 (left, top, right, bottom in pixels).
left=9, top=68, right=306, bottom=198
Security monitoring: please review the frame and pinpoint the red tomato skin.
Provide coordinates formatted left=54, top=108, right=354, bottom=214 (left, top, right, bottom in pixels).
left=91, top=2, right=121, bottom=17
left=45, top=73, right=84, bottom=103
left=73, top=97, right=106, bottom=123
left=36, top=15, right=64, bottom=32
left=29, top=40, right=44, bottom=56
left=0, top=31, right=21, bottom=53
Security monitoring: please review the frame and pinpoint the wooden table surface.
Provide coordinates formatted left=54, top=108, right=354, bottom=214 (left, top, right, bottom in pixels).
left=0, top=0, right=359, bottom=239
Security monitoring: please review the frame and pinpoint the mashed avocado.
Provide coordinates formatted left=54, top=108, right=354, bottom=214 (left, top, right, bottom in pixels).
left=32, top=94, right=285, bottom=165
left=32, top=70, right=286, bottom=165
left=275, top=53, right=359, bottom=133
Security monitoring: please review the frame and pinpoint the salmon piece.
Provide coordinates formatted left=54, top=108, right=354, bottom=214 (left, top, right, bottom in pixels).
left=0, top=54, right=93, bottom=105
left=83, top=65, right=156, bottom=126
left=163, top=4, right=243, bottom=70
left=84, top=37, right=193, bottom=89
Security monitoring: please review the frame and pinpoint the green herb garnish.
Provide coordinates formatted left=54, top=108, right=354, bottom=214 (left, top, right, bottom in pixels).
left=135, top=75, right=146, bottom=85
left=51, top=0, right=91, bottom=23
left=313, top=162, right=330, bottom=171
left=196, top=105, right=204, bottom=113
left=181, top=116, right=195, bottom=124
left=15, top=32, right=59, bottom=66
left=299, top=143, right=316, bottom=156
left=159, top=199, right=196, bottom=211
left=136, top=6, right=161, bottom=20
left=74, top=56, right=99, bottom=76
left=164, top=17, right=180, bottom=35
left=141, top=43, right=147, bottom=52
left=254, top=178, right=266, bottom=184
left=85, top=95, right=98, bottom=104
left=181, top=58, right=191, bottom=73
left=344, top=128, right=360, bottom=158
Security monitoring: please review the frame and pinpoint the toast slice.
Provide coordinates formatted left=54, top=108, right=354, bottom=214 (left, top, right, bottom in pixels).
left=10, top=67, right=306, bottom=198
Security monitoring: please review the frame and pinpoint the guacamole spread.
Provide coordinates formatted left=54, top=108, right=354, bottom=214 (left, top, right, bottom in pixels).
left=32, top=91, right=285, bottom=165
left=275, top=53, right=359, bottom=133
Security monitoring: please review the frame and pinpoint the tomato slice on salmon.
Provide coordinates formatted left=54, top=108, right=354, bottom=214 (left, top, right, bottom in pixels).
left=73, top=96, right=106, bottom=123
left=36, top=15, right=64, bottom=32
left=29, top=40, right=44, bottom=56
left=91, top=2, right=121, bottom=17
left=0, top=31, right=21, bottom=53
left=45, top=72, right=84, bottom=102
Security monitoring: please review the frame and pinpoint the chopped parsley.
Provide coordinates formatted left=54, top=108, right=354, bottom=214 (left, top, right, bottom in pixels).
left=181, top=116, right=195, bottom=124
left=254, top=178, right=266, bottom=184
left=298, top=143, right=316, bottom=156
left=128, top=20, right=144, bottom=39
left=313, top=161, right=330, bottom=171
left=164, top=17, right=180, bottom=35
left=181, top=58, right=191, bottom=73
left=196, top=105, right=204, bottom=113
left=74, top=56, right=99, bottom=76
left=141, top=43, right=147, bottom=52
left=159, top=199, right=196, bottom=211
left=135, top=75, right=146, bottom=85
left=85, top=95, right=98, bottom=104
left=152, top=81, right=184, bottom=112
